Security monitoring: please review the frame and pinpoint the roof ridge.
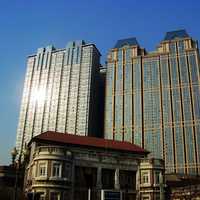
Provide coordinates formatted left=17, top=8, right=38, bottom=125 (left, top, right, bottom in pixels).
left=32, top=131, right=148, bottom=154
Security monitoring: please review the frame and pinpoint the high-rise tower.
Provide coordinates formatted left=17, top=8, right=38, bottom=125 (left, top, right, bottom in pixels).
left=104, top=30, right=200, bottom=174
left=16, top=40, right=101, bottom=155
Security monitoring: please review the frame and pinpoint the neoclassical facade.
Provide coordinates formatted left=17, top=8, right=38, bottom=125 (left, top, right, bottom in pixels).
left=24, top=131, right=165, bottom=200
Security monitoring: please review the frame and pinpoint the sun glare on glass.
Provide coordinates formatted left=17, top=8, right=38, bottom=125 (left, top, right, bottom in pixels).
left=31, top=88, right=46, bottom=104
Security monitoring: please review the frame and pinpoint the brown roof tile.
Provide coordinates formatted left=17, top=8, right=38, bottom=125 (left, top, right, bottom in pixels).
left=32, top=131, right=148, bottom=154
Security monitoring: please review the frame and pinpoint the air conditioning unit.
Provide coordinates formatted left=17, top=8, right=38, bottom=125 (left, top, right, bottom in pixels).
left=101, top=190, right=122, bottom=200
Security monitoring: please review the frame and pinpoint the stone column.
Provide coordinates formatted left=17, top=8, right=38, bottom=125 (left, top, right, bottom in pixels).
left=136, top=168, right=140, bottom=200
left=71, top=162, right=75, bottom=200
left=136, top=168, right=140, bottom=191
left=96, top=167, right=102, bottom=200
left=96, top=167, right=102, bottom=189
left=114, top=168, right=120, bottom=190
left=159, top=172, right=164, bottom=200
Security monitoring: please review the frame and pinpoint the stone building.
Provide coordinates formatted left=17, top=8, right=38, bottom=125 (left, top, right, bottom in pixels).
left=24, top=131, right=165, bottom=200
left=139, top=159, right=165, bottom=200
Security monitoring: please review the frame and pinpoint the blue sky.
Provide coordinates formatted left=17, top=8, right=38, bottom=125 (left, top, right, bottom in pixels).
left=0, top=0, right=200, bottom=164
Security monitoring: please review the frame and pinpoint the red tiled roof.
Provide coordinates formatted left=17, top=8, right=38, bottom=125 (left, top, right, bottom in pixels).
left=32, top=131, right=148, bottom=154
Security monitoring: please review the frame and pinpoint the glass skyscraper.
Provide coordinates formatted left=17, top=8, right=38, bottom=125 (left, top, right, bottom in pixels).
left=104, top=30, right=200, bottom=174
left=16, top=40, right=101, bottom=156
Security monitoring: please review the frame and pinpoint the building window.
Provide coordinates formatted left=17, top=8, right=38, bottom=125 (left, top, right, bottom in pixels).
left=64, top=163, right=72, bottom=179
left=155, top=171, right=160, bottom=184
left=155, top=195, right=160, bottom=200
left=142, top=197, right=150, bottom=200
left=50, top=192, right=60, bottom=200
left=141, top=171, right=149, bottom=184
left=37, top=192, right=45, bottom=200
left=38, top=162, right=47, bottom=177
left=52, top=162, right=62, bottom=177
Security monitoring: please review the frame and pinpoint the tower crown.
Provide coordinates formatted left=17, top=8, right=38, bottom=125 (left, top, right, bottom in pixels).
left=163, top=29, right=189, bottom=41
left=114, top=37, right=139, bottom=48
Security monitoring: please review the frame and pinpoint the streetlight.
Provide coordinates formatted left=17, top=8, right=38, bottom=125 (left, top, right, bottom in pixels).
left=11, top=146, right=30, bottom=200
left=11, top=147, right=17, bottom=166
left=11, top=147, right=20, bottom=200
left=11, top=147, right=30, bottom=200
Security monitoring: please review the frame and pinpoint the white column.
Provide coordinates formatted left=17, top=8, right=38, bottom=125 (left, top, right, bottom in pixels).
left=114, top=168, right=120, bottom=190
left=88, top=188, right=91, bottom=200
left=136, top=169, right=140, bottom=191
left=159, top=172, right=164, bottom=200
left=96, top=167, right=102, bottom=189
left=136, top=168, right=140, bottom=200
